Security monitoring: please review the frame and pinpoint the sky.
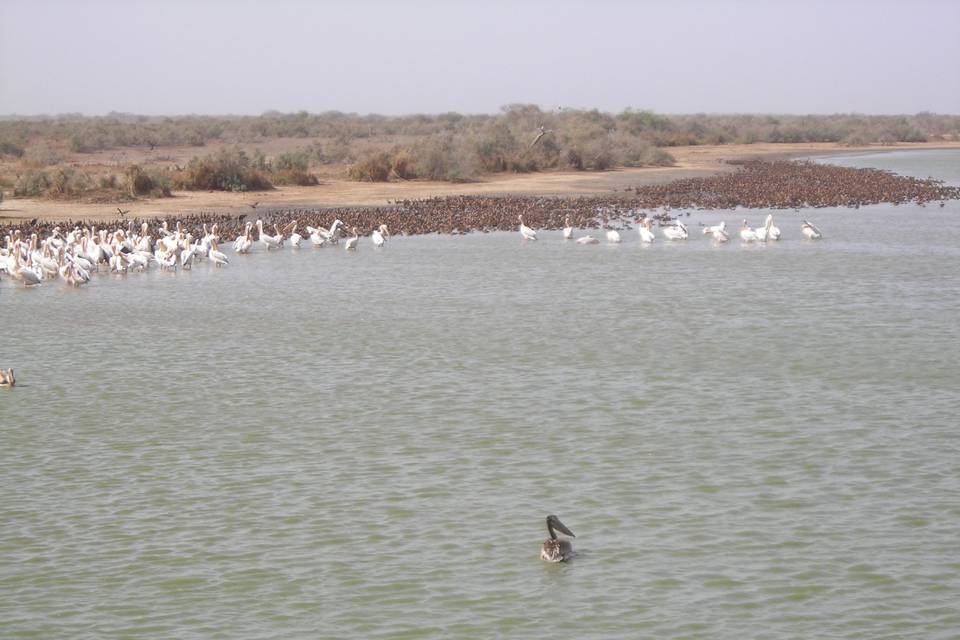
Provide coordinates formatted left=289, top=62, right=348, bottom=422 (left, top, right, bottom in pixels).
left=1, top=0, right=958, bottom=116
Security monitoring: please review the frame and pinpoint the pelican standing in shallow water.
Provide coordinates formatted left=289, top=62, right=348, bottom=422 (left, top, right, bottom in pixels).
left=345, top=227, right=360, bottom=251
left=540, top=515, right=576, bottom=562
left=765, top=214, right=781, bottom=241
left=371, top=224, right=389, bottom=248
left=562, top=215, right=574, bottom=240
left=604, top=219, right=621, bottom=244
left=518, top=215, right=537, bottom=241
left=638, top=218, right=656, bottom=243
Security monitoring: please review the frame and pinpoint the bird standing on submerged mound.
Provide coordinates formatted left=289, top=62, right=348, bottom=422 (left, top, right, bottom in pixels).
left=518, top=215, right=537, bottom=241
left=0, top=368, right=15, bottom=387
left=371, top=224, right=389, bottom=248
left=540, top=515, right=575, bottom=562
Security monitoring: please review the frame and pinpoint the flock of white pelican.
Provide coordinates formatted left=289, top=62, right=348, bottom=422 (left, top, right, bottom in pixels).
left=0, top=218, right=388, bottom=289
left=539, top=213, right=822, bottom=244
left=0, top=212, right=824, bottom=291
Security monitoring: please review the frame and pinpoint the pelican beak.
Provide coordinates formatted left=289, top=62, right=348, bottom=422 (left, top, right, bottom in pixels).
left=554, top=519, right=575, bottom=537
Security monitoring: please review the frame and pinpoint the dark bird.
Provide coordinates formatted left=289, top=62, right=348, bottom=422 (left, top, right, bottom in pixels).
left=540, top=515, right=575, bottom=562
left=249, top=202, right=259, bottom=209
left=117, top=208, right=130, bottom=217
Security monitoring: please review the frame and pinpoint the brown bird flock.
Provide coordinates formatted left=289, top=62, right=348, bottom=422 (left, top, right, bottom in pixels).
left=2, top=161, right=958, bottom=241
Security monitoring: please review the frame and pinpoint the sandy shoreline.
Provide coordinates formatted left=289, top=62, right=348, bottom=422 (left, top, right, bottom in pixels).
left=2, top=141, right=958, bottom=223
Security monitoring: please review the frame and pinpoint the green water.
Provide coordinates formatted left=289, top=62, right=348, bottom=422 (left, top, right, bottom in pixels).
left=2, top=151, right=959, bottom=638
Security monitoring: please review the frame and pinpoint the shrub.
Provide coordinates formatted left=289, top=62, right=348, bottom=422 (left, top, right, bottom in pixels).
left=23, top=146, right=65, bottom=168
left=99, top=174, right=119, bottom=190
left=47, top=167, right=91, bottom=198
left=349, top=152, right=392, bottom=182
left=391, top=151, right=416, bottom=180
left=411, top=136, right=477, bottom=182
left=271, top=169, right=319, bottom=186
left=125, top=165, right=172, bottom=197
left=0, top=141, right=25, bottom=158
left=273, top=150, right=311, bottom=172
left=14, top=170, right=51, bottom=197
left=179, top=148, right=273, bottom=191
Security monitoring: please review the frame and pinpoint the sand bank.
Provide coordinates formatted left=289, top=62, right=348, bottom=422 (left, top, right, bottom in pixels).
left=2, top=141, right=958, bottom=223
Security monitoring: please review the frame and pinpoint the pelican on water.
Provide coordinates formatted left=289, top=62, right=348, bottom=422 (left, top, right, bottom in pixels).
left=604, top=220, right=621, bottom=244
left=562, top=215, right=574, bottom=240
left=702, top=222, right=724, bottom=236
left=801, top=220, right=823, bottom=239
left=765, top=214, right=781, bottom=241
left=345, top=227, right=360, bottom=251
left=518, top=215, right=537, bottom=241
left=233, top=222, right=254, bottom=254
left=257, top=219, right=281, bottom=251
left=575, top=234, right=599, bottom=244
left=662, top=220, right=688, bottom=240
left=710, top=221, right=730, bottom=243
left=540, top=515, right=576, bottom=562
left=371, top=224, right=389, bottom=248
left=208, top=239, right=229, bottom=267
left=0, top=368, right=14, bottom=387
left=638, top=218, right=656, bottom=243
left=740, top=220, right=759, bottom=242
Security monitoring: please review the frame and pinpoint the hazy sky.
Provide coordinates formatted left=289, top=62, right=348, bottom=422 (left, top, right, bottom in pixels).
left=1, top=0, right=958, bottom=116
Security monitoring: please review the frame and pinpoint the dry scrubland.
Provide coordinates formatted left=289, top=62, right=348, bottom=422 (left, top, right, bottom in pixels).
left=1, top=107, right=959, bottom=219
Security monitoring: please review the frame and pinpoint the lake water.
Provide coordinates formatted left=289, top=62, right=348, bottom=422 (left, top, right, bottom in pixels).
left=2, top=151, right=960, bottom=638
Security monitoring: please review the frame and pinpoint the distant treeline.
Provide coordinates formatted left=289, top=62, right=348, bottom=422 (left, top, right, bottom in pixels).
left=1, top=107, right=958, bottom=195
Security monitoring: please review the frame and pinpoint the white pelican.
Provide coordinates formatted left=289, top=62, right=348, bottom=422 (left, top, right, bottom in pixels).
left=711, top=221, right=730, bottom=243
left=325, top=219, right=345, bottom=244
left=233, top=222, right=253, bottom=253
left=307, top=226, right=328, bottom=247
left=371, top=224, right=389, bottom=248
left=755, top=220, right=769, bottom=242
left=638, top=218, right=656, bottom=243
left=765, top=214, right=781, bottom=241
left=540, top=515, right=575, bottom=563
left=662, top=220, right=688, bottom=240
left=740, top=220, right=759, bottom=242
left=0, top=368, right=14, bottom=387
left=801, top=220, right=823, bottom=240
left=345, top=227, right=360, bottom=251
left=702, top=222, right=725, bottom=236
left=257, top=219, right=281, bottom=251
left=10, top=248, right=41, bottom=286
left=562, top=215, right=574, bottom=240
left=604, top=220, right=621, bottom=244
left=518, top=215, right=537, bottom=241
left=286, top=222, right=302, bottom=248
left=575, top=235, right=599, bottom=244
left=208, top=239, right=229, bottom=267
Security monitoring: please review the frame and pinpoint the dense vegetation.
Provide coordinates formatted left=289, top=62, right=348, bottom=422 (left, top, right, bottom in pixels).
left=0, top=107, right=957, bottom=198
